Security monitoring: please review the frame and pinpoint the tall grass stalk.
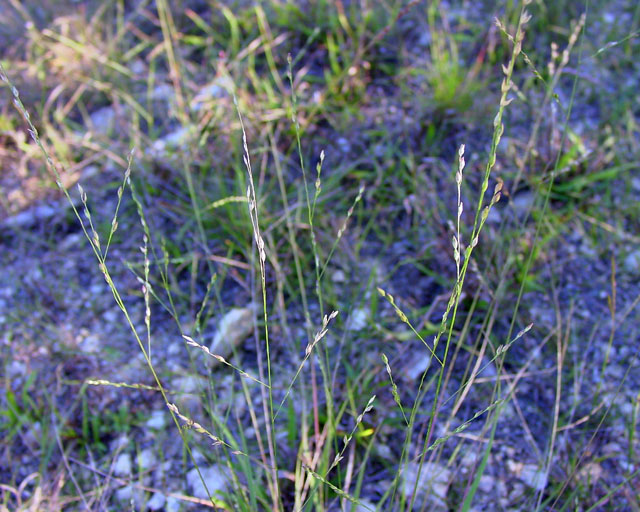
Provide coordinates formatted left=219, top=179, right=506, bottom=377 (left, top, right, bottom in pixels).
left=0, top=64, right=222, bottom=506
left=235, top=97, right=281, bottom=510
left=374, top=4, right=532, bottom=511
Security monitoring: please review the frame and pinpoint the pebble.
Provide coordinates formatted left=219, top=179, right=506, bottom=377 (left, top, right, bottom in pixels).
left=207, top=306, right=255, bottom=366
left=337, top=137, right=351, bottom=153
left=114, top=484, right=132, bottom=502
left=110, top=435, right=129, bottom=452
left=147, top=492, right=166, bottom=511
left=102, top=308, right=119, bottom=324
left=332, top=269, right=346, bottom=283
left=401, top=462, right=451, bottom=507
left=7, top=360, right=26, bottom=381
left=478, top=474, right=495, bottom=493
left=129, top=59, right=146, bottom=75
left=623, top=250, right=640, bottom=274
left=148, top=126, right=195, bottom=159
left=486, top=206, right=502, bottom=225
left=165, top=496, right=182, bottom=512
left=577, top=462, right=602, bottom=483
left=114, top=485, right=144, bottom=509
left=137, top=448, right=156, bottom=471
left=347, top=307, right=368, bottom=331
left=114, top=453, right=132, bottom=477
left=404, top=352, right=431, bottom=380
left=89, top=106, right=115, bottom=136
left=80, top=334, right=101, bottom=353
left=511, top=191, right=535, bottom=218
left=3, top=204, right=57, bottom=229
left=508, top=461, right=547, bottom=491
left=146, top=409, right=167, bottom=430
left=171, top=375, right=207, bottom=411
left=151, top=84, right=174, bottom=101
left=187, top=465, right=229, bottom=500
left=352, top=499, right=376, bottom=511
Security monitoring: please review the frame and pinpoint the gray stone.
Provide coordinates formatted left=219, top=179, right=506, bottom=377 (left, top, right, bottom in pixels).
left=151, top=84, right=174, bottom=101
left=80, top=334, right=100, bottom=353
left=347, top=307, right=368, bottom=331
left=166, top=496, right=181, bottom=512
left=114, top=484, right=132, bottom=502
left=404, top=352, right=432, bottom=380
left=137, top=448, right=156, bottom=471
left=146, top=409, right=167, bottom=430
left=6, top=360, right=26, bottom=380
left=146, top=492, right=166, bottom=511
left=508, top=461, right=547, bottom=491
left=4, top=204, right=57, bottom=229
left=401, top=462, right=451, bottom=508
left=171, top=375, right=207, bottom=410
left=511, top=191, right=535, bottom=218
left=207, top=306, right=255, bottom=366
left=89, top=106, right=115, bottom=136
left=114, top=453, right=132, bottom=477
left=110, top=435, right=129, bottom=452
left=349, top=499, right=376, bottom=511
left=623, top=250, right=640, bottom=274
left=331, top=269, right=346, bottom=283
left=186, top=465, right=229, bottom=500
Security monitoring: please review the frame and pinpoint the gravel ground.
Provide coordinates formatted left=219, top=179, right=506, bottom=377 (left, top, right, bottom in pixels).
left=1, top=1, right=639, bottom=510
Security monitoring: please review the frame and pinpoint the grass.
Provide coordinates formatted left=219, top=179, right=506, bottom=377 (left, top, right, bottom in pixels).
left=1, top=0, right=640, bottom=510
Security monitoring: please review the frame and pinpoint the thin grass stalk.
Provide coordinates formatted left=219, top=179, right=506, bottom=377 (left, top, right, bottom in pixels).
left=234, top=99, right=281, bottom=510
left=505, top=10, right=586, bottom=345
left=288, top=53, right=354, bottom=506
left=404, top=6, right=530, bottom=510
left=266, top=129, right=313, bottom=494
left=155, top=0, right=225, bottom=318
left=551, top=340, right=640, bottom=509
left=534, top=282, right=569, bottom=509
left=1, top=66, right=223, bottom=504
left=286, top=55, right=327, bottom=476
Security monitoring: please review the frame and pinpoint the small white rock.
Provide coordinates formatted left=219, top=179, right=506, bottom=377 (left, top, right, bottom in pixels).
left=6, top=360, right=26, bottom=380
left=102, top=308, right=119, bottom=324
left=137, top=449, right=156, bottom=471
left=337, top=137, right=350, bottom=153
left=404, top=352, right=432, bottom=380
left=487, top=207, right=502, bottom=225
left=191, top=449, right=206, bottom=465
left=208, top=307, right=255, bottom=365
left=114, top=453, right=132, bottom=477
left=518, top=463, right=547, bottom=491
left=146, top=409, right=166, bottom=430
left=187, top=465, right=229, bottom=499
left=110, top=435, right=129, bottom=451
left=165, top=496, right=182, bottom=512
left=4, top=204, right=58, bottom=228
left=80, top=334, right=101, bottom=353
left=577, top=462, right=602, bottom=483
left=89, top=106, right=115, bottom=136
left=114, top=485, right=132, bottom=502
left=129, top=60, right=146, bottom=75
left=151, top=84, right=174, bottom=101
left=402, top=462, right=451, bottom=506
left=623, top=250, right=640, bottom=274
left=511, top=191, right=535, bottom=218
left=478, top=474, right=495, bottom=493
left=347, top=308, right=368, bottom=331
left=350, top=499, right=376, bottom=511
left=332, top=269, right=346, bottom=283
left=146, top=492, right=166, bottom=511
